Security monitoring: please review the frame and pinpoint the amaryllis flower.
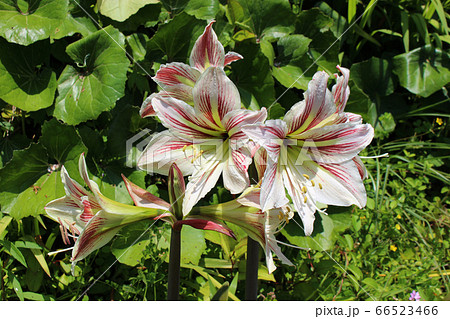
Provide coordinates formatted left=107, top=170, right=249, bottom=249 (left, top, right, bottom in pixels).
left=138, top=65, right=267, bottom=216
left=140, top=20, right=243, bottom=117
left=243, top=66, right=374, bottom=236
left=45, top=154, right=168, bottom=270
left=191, top=186, right=295, bottom=273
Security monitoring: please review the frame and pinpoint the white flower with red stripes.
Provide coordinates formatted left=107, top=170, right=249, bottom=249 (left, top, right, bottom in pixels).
left=138, top=64, right=267, bottom=216
left=243, top=66, right=374, bottom=236
left=140, top=20, right=242, bottom=117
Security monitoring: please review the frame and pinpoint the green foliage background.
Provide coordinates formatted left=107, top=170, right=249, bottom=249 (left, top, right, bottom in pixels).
left=0, top=0, right=449, bottom=301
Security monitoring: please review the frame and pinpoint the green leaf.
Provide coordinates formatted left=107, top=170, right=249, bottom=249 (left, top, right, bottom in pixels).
left=0, top=135, right=30, bottom=169
left=230, top=41, right=276, bottom=108
left=0, top=215, right=12, bottom=239
left=350, top=57, right=394, bottom=99
left=1, top=239, right=27, bottom=267
left=0, top=143, right=49, bottom=212
left=54, top=26, right=130, bottom=125
left=392, top=45, right=450, bottom=97
left=235, top=0, right=295, bottom=41
left=147, top=13, right=206, bottom=62
left=160, top=225, right=206, bottom=265
left=97, top=0, right=159, bottom=22
left=0, top=0, right=68, bottom=45
left=39, top=119, right=87, bottom=176
left=281, top=213, right=350, bottom=251
left=111, top=220, right=153, bottom=266
left=374, top=112, right=396, bottom=140
left=184, top=0, right=220, bottom=20
left=211, top=281, right=229, bottom=301
left=7, top=270, right=24, bottom=301
left=8, top=171, right=65, bottom=220
left=0, top=38, right=57, bottom=112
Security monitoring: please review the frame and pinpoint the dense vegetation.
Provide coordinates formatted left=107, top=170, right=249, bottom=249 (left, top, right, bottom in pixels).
left=0, top=0, right=449, bottom=301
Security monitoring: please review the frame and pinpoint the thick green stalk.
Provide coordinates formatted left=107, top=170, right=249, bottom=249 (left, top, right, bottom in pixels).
left=245, top=237, right=260, bottom=301
left=167, top=227, right=181, bottom=301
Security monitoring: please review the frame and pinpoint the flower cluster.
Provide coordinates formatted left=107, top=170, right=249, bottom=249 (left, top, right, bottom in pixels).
left=45, top=21, right=374, bottom=273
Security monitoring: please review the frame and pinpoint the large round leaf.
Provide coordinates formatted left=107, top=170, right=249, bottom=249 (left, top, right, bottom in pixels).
left=0, top=38, right=57, bottom=111
left=0, top=0, right=68, bottom=46
left=97, top=0, right=159, bottom=22
left=393, top=45, right=450, bottom=98
left=54, top=26, right=130, bottom=125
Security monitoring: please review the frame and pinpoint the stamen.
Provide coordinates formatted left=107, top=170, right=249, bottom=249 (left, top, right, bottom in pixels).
left=311, top=180, right=315, bottom=187
left=303, top=174, right=310, bottom=180
left=303, top=196, right=307, bottom=203
left=319, top=183, right=323, bottom=190
left=301, top=186, right=307, bottom=193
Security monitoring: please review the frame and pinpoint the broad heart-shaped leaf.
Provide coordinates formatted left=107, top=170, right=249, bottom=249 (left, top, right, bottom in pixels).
left=146, top=13, right=206, bottom=62
left=97, top=0, right=159, bottom=22
left=158, top=224, right=206, bottom=265
left=281, top=213, right=351, bottom=251
left=0, top=38, right=57, bottom=112
left=54, top=26, right=130, bottom=125
left=111, top=220, right=153, bottom=267
left=233, top=0, right=295, bottom=41
left=393, top=45, right=450, bottom=98
left=160, top=0, right=219, bottom=20
left=350, top=57, right=395, bottom=99
left=0, top=0, right=68, bottom=46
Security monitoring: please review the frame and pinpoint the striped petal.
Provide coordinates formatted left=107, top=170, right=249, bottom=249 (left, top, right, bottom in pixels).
left=193, top=66, right=241, bottom=129
left=284, top=71, right=336, bottom=135
left=122, top=174, right=171, bottom=210
left=295, top=122, right=374, bottom=163
left=223, top=107, right=267, bottom=137
left=332, top=66, right=350, bottom=113
left=223, top=147, right=252, bottom=194
left=182, top=157, right=224, bottom=216
left=137, top=130, right=195, bottom=176
left=44, top=196, right=84, bottom=234
left=259, top=156, right=289, bottom=212
left=224, top=51, right=243, bottom=66
left=189, top=20, right=225, bottom=72
left=242, top=119, right=288, bottom=162
left=153, top=95, right=221, bottom=139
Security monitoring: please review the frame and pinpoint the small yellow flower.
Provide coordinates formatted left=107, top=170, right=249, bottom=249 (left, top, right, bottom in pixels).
left=395, top=224, right=401, bottom=230
left=436, top=118, right=443, bottom=125
left=396, top=214, right=402, bottom=219
left=390, top=245, right=398, bottom=252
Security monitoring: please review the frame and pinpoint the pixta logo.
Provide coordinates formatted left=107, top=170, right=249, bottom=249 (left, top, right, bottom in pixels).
left=125, top=129, right=153, bottom=169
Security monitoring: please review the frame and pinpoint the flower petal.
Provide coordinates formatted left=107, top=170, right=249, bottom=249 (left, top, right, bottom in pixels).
left=140, top=93, right=157, bottom=117
left=332, top=66, right=350, bottom=113
left=182, top=157, right=224, bottom=216
left=242, top=119, right=288, bottom=163
left=153, top=95, right=221, bottom=139
left=300, top=159, right=368, bottom=209
left=281, top=164, right=317, bottom=236
left=189, top=20, right=225, bottom=72
left=223, top=107, right=267, bottom=137
left=152, top=62, right=201, bottom=103
left=44, top=196, right=84, bottom=234
left=260, top=157, right=289, bottom=212
left=295, top=122, right=374, bottom=163
left=224, top=51, right=243, bottom=66
left=137, top=130, right=196, bottom=176
left=122, top=174, right=171, bottom=210
left=193, top=66, right=241, bottom=129
left=175, top=217, right=236, bottom=239
left=223, top=147, right=252, bottom=194
left=353, top=156, right=368, bottom=180
left=284, top=71, right=336, bottom=135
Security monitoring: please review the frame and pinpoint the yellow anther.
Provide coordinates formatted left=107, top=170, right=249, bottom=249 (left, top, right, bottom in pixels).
left=182, top=145, right=187, bottom=152
left=319, top=183, right=323, bottom=190
left=284, top=214, right=290, bottom=224
left=311, top=180, right=315, bottom=187
left=303, top=196, right=307, bottom=203
left=278, top=212, right=284, bottom=220
left=303, top=174, right=310, bottom=180
left=301, top=186, right=307, bottom=193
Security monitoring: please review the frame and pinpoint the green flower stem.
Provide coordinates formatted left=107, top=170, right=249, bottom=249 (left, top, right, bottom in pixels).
left=245, top=237, right=260, bottom=301
left=167, top=226, right=182, bottom=301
